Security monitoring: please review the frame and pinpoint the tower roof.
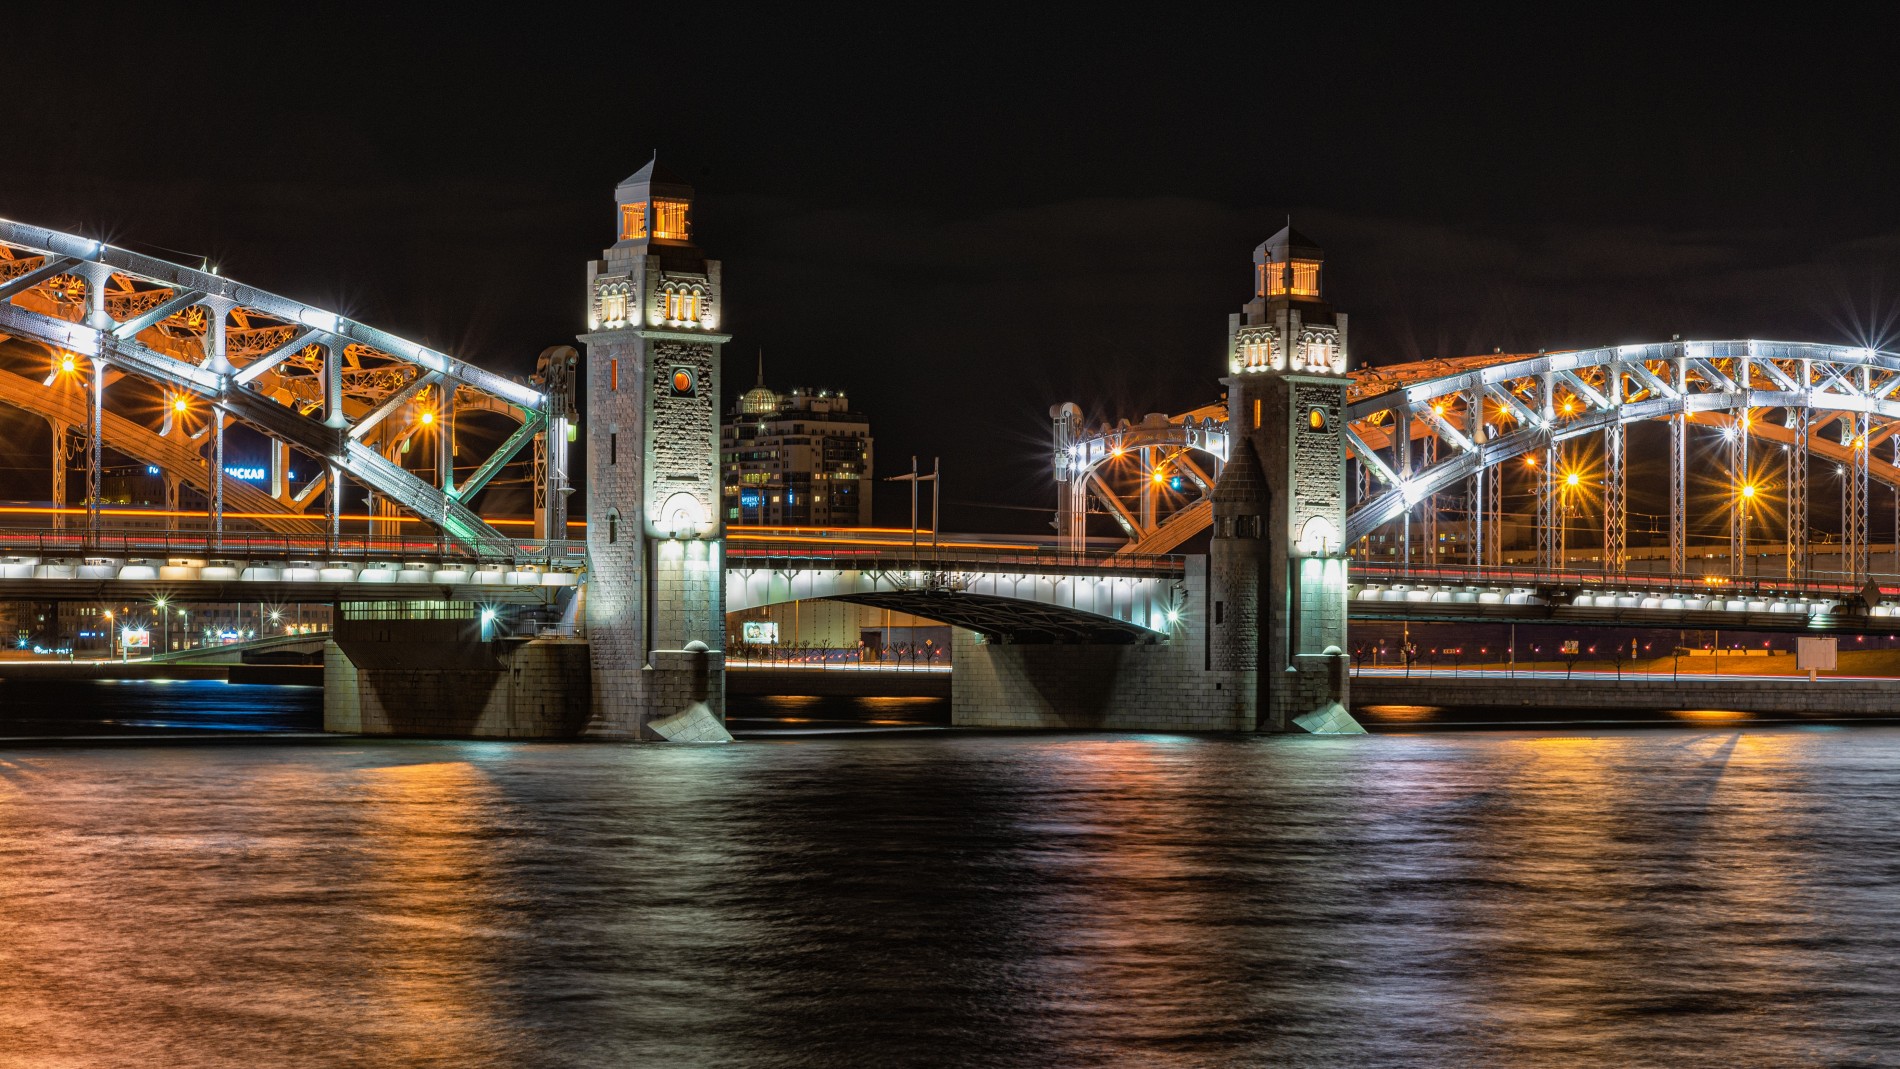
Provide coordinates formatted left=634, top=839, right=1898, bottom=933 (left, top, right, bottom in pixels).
left=615, top=155, right=694, bottom=201
left=1211, top=436, right=1270, bottom=513
left=1256, top=221, right=1323, bottom=262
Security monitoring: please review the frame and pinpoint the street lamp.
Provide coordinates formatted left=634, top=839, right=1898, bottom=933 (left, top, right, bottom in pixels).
left=1738, top=481, right=1756, bottom=577
left=1560, top=470, right=1582, bottom=568
left=154, top=597, right=169, bottom=653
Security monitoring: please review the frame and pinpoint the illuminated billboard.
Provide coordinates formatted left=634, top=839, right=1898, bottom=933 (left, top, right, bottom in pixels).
left=741, top=620, right=779, bottom=645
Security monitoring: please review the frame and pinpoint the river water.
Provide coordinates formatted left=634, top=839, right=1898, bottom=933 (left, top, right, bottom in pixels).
left=5, top=724, right=1900, bottom=1066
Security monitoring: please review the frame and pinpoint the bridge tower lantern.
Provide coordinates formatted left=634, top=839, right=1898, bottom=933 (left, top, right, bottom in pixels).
left=1218, top=223, right=1361, bottom=733
left=579, top=157, right=733, bottom=740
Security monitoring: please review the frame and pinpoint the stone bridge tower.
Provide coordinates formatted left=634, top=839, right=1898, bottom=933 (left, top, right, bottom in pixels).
left=579, top=159, right=732, bottom=741
left=1215, top=224, right=1361, bottom=733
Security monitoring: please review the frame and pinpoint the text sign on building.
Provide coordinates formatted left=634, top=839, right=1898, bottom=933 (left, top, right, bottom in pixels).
left=1797, top=636, right=1838, bottom=672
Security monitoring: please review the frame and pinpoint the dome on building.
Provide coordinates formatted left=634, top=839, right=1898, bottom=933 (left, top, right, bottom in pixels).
left=739, top=384, right=780, bottom=416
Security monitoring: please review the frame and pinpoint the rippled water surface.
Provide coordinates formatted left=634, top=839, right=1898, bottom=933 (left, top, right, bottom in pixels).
left=5, top=729, right=1900, bottom=1067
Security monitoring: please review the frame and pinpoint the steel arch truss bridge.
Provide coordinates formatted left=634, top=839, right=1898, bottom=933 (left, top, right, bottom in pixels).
left=1060, top=340, right=1900, bottom=586
left=0, top=220, right=564, bottom=560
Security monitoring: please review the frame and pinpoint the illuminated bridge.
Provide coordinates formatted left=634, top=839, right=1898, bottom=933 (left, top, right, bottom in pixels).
left=11, top=197, right=1892, bottom=738
left=1058, top=338, right=1900, bottom=628
left=0, top=219, right=594, bottom=610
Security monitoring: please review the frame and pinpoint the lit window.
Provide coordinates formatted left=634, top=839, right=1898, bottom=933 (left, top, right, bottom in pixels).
left=653, top=200, right=689, bottom=240
left=600, top=291, right=628, bottom=324
left=619, top=203, right=647, bottom=240
left=1264, top=259, right=1321, bottom=297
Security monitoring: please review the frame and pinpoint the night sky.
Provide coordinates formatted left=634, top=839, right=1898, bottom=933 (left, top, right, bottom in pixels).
left=6, top=11, right=1897, bottom=531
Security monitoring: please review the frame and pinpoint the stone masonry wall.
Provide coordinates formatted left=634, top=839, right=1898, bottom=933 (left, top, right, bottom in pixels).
left=324, top=637, right=592, bottom=738
left=1355, top=674, right=1900, bottom=719
left=951, top=561, right=1257, bottom=731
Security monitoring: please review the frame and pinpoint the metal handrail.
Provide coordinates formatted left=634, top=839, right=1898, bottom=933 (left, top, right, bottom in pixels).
left=724, top=537, right=1188, bottom=576
left=1350, top=561, right=1882, bottom=601
left=0, top=526, right=587, bottom=568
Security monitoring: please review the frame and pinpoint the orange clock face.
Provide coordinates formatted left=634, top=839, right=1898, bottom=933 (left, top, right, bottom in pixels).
left=671, top=368, right=696, bottom=396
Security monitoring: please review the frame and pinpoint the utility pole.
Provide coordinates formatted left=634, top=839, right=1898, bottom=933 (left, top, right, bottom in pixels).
left=887, top=456, right=939, bottom=559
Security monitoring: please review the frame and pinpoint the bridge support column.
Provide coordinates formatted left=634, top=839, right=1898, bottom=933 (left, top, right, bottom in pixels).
left=323, top=616, right=591, bottom=737
left=1218, top=377, right=1360, bottom=732
left=1051, top=403, right=1087, bottom=553
left=48, top=419, right=70, bottom=531
left=948, top=558, right=1262, bottom=730
left=577, top=162, right=732, bottom=741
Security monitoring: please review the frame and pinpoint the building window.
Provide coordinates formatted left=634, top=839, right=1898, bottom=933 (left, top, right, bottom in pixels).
left=619, top=203, right=647, bottom=240
left=600, top=291, right=628, bottom=325
left=606, top=508, right=620, bottom=544
left=653, top=200, right=689, bottom=240
left=664, top=287, right=703, bottom=324
left=609, top=432, right=617, bottom=465
left=1263, top=259, right=1321, bottom=297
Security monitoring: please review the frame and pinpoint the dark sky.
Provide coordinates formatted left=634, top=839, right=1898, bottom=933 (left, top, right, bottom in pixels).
left=6, top=10, right=1898, bottom=531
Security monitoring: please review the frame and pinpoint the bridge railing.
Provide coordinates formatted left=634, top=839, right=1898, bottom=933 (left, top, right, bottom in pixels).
left=0, top=527, right=588, bottom=567
left=725, top=532, right=1187, bottom=577
left=1351, top=561, right=1882, bottom=601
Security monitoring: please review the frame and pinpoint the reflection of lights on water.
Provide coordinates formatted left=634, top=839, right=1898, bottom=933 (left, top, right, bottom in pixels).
left=1674, top=709, right=1749, bottom=722
left=1360, top=704, right=1442, bottom=722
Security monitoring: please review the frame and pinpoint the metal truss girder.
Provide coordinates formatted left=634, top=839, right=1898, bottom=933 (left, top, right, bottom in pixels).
left=1624, top=361, right=1678, bottom=399
left=1484, top=384, right=1541, bottom=427
left=0, top=269, right=510, bottom=555
left=1754, top=359, right=1800, bottom=392
left=1788, top=407, right=1809, bottom=579
left=1419, top=407, right=1474, bottom=452
left=451, top=413, right=546, bottom=504
left=110, top=288, right=205, bottom=340
left=1344, top=428, right=1400, bottom=485
left=1555, top=369, right=1609, bottom=410
left=1687, top=357, right=1739, bottom=394
left=0, top=364, right=318, bottom=532
left=348, top=370, right=441, bottom=441
left=1604, top=420, right=1626, bottom=572
left=0, top=221, right=545, bottom=412
left=0, top=256, right=78, bottom=303
left=1086, top=469, right=1142, bottom=539
left=233, top=327, right=319, bottom=386
left=343, top=440, right=503, bottom=552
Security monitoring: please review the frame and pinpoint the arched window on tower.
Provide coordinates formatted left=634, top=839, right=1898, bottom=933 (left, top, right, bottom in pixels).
left=606, top=507, right=620, bottom=545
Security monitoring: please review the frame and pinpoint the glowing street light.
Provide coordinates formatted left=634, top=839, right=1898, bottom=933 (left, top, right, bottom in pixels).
left=172, top=395, right=188, bottom=413
left=419, top=409, right=435, bottom=426
left=59, top=354, right=75, bottom=374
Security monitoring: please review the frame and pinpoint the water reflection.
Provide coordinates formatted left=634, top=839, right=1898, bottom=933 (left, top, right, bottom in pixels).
left=0, top=730, right=1897, bottom=1065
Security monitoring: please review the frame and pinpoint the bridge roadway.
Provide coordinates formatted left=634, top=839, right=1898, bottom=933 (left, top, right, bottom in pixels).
left=8, top=517, right=1899, bottom=638
left=0, top=527, right=583, bottom=603
left=1352, top=563, right=1900, bottom=634
left=729, top=530, right=1900, bottom=637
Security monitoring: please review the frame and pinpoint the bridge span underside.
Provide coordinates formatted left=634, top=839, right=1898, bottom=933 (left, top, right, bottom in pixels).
left=827, top=591, right=1153, bottom=644
left=723, top=552, right=1180, bottom=644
